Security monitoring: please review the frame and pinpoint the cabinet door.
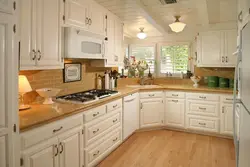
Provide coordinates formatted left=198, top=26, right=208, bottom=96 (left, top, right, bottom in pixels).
left=58, top=127, right=84, bottom=167
left=165, top=99, right=185, bottom=129
left=114, top=18, right=123, bottom=65
left=105, top=12, right=115, bottom=65
left=89, top=1, right=106, bottom=36
left=64, top=0, right=89, bottom=30
left=197, top=31, right=223, bottom=67
left=22, top=138, right=59, bottom=167
left=140, top=99, right=164, bottom=128
left=220, top=104, right=233, bottom=136
left=20, top=0, right=37, bottom=69
left=0, top=0, right=13, bottom=14
left=36, top=0, right=63, bottom=68
left=0, top=12, right=18, bottom=167
left=224, top=30, right=237, bottom=67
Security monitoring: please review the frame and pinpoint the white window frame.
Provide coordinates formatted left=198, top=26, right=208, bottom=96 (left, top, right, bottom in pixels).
left=129, top=43, right=157, bottom=75
left=156, top=42, right=191, bottom=77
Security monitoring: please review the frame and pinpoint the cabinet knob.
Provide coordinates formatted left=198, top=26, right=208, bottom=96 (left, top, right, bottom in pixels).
left=85, top=17, right=89, bottom=25
left=93, top=112, right=99, bottom=117
left=32, top=49, right=36, bottom=60
left=225, top=56, right=228, bottom=63
left=37, top=50, right=42, bottom=61
left=59, top=143, right=64, bottom=154
left=222, top=57, right=225, bottom=63
left=54, top=145, right=59, bottom=157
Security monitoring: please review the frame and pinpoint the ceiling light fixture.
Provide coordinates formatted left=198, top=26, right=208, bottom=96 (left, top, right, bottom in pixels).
left=169, top=16, right=186, bottom=33
left=137, top=28, right=147, bottom=39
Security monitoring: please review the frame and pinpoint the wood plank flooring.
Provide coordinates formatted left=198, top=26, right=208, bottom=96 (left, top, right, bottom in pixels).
left=98, top=130, right=235, bottom=167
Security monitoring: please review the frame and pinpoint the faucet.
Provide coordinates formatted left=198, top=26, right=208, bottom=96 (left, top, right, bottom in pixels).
left=140, top=77, right=154, bottom=85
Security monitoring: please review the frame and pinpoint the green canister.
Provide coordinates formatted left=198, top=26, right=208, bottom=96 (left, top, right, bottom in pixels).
left=208, top=76, right=219, bottom=87
left=219, top=77, right=229, bottom=88
left=229, top=79, right=234, bottom=89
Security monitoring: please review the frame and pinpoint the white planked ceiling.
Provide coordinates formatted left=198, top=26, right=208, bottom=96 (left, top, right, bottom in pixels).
left=95, top=0, right=237, bottom=38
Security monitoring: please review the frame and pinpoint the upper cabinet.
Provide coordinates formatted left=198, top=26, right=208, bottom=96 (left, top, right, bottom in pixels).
left=0, top=0, right=14, bottom=14
left=20, top=0, right=64, bottom=70
left=197, top=30, right=237, bottom=68
left=63, top=0, right=106, bottom=37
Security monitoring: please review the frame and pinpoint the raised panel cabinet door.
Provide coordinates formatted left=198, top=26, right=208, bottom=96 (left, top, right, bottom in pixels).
left=0, top=12, right=17, bottom=167
left=220, top=104, right=234, bottom=136
left=224, top=30, right=237, bottom=67
left=89, top=1, right=106, bottom=36
left=198, top=31, right=223, bottom=67
left=0, top=0, right=13, bottom=14
left=22, top=138, right=59, bottom=167
left=105, top=12, right=115, bottom=65
left=114, top=18, right=123, bottom=64
left=36, top=0, right=63, bottom=68
left=140, top=99, right=164, bottom=128
left=58, top=127, right=84, bottom=167
left=20, top=0, right=37, bottom=69
left=165, top=99, right=185, bottom=129
left=64, top=0, right=89, bottom=30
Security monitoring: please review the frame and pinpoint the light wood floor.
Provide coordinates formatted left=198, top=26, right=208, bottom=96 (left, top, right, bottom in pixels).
left=98, top=130, right=235, bottom=167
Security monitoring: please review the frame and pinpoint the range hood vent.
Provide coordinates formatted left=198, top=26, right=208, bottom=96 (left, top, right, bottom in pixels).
left=159, top=0, right=177, bottom=5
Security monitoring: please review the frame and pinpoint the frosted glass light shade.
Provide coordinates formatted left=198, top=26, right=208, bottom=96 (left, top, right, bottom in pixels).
left=19, top=75, right=32, bottom=93
left=169, top=22, right=186, bottom=33
left=137, top=32, right=147, bottom=39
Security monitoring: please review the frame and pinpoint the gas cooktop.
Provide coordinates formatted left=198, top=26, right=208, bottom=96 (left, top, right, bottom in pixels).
left=56, top=89, right=119, bottom=104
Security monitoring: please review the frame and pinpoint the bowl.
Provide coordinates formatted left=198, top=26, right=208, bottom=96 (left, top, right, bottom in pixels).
left=190, top=76, right=201, bottom=87
left=36, top=88, right=61, bottom=104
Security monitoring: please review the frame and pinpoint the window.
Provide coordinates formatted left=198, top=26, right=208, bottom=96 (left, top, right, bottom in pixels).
left=160, top=45, right=189, bottom=74
left=130, top=45, right=155, bottom=73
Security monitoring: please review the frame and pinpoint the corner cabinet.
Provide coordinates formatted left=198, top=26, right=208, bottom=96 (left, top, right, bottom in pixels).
left=63, top=0, right=106, bottom=37
left=197, top=30, right=237, bottom=67
left=20, top=0, right=64, bottom=70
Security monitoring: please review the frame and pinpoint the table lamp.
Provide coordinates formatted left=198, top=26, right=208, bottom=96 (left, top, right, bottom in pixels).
left=19, top=75, right=32, bottom=110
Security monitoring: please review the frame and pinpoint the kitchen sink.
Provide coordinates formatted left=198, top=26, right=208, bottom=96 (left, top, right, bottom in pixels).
left=126, top=85, right=160, bottom=88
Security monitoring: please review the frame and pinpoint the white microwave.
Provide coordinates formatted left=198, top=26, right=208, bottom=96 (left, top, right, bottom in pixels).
left=65, top=28, right=107, bottom=59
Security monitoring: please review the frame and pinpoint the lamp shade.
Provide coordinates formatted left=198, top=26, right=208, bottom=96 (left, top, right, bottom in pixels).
left=19, top=75, right=32, bottom=93
left=169, top=16, right=186, bottom=33
left=137, top=28, right=147, bottom=39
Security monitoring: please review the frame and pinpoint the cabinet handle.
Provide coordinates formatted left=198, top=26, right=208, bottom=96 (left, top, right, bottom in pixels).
left=93, top=151, right=100, bottom=156
left=222, top=106, right=225, bottom=113
left=113, top=104, right=118, bottom=108
left=37, top=50, right=42, bottom=61
left=225, top=56, right=228, bottom=63
left=199, top=107, right=206, bottom=110
left=89, top=18, right=92, bottom=25
left=93, top=112, right=99, bottom=117
left=199, top=122, right=206, bottom=126
left=199, top=96, right=206, bottom=99
left=149, top=94, right=155, bottom=97
left=113, top=137, right=118, bottom=142
left=226, top=98, right=233, bottom=101
left=93, top=128, right=99, bottom=134
left=53, top=126, right=63, bottom=133
left=32, top=49, right=36, bottom=60
left=113, top=119, right=118, bottom=123
left=54, top=145, right=59, bottom=157
left=85, top=17, right=89, bottom=25
left=222, top=57, right=225, bottom=63
left=141, top=103, right=143, bottom=109
left=238, top=11, right=243, bottom=22
left=172, top=100, right=178, bottom=103
left=172, top=94, right=179, bottom=97
left=59, top=143, right=64, bottom=154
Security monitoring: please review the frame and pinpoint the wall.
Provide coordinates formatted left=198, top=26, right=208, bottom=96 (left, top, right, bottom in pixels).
left=19, top=60, right=110, bottom=103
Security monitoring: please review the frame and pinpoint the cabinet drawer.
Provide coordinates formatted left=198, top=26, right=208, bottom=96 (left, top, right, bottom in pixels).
left=221, top=95, right=234, bottom=103
left=20, top=114, right=83, bottom=150
left=186, top=115, right=219, bottom=133
left=186, top=93, right=219, bottom=101
left=83, top=105, right=106, bottom=123
left=165, top=91, right=185, bottom=99
left=107, top=99, right=122, bottom=113
left=85, top=129, right=121, bottom=166
left=85, top=111, right=121, bottom=146
left=140, top=91, right=164, bottom=99
left=187, top=100, right=219, bottom=117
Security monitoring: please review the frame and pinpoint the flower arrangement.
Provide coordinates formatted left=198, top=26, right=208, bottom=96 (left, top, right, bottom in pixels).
left=124, top=57, right=149, bottom=78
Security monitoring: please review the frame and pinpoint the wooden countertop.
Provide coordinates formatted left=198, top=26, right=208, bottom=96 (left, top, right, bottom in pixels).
left=19, top=85, right=233, bottom=132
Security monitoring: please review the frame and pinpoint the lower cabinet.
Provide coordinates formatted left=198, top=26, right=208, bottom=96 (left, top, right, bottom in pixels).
left=165, top=99, right=185, bottom=129
left=220, top=104, right=234, bottom=136
left=140, top=98, right=164, bottom=128
left=21, top=126, right=84, bottom=167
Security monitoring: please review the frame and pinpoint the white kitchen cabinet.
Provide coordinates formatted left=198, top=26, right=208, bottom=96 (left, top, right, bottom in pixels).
left=20, top=0, right=64, bottom=70
left=123, top=93, right=139, bottom=140
left=140, top=98, right=164, bottom=128
left=0, top=11, right=18, bottom=167
left=22, top=126, right=84, bottom=167
left=114, top=17, right=123, bottom=65
left=0, top=0, right=14, bottom=14
left=165, top=99, right=185, bottom=129
left=220, top=104, right=234, bottom=136
left=238, top=0, right=250, bottom=24
left=63, top=0, right=106, bottom=36
left=197, top=30, right=237, bottom=67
